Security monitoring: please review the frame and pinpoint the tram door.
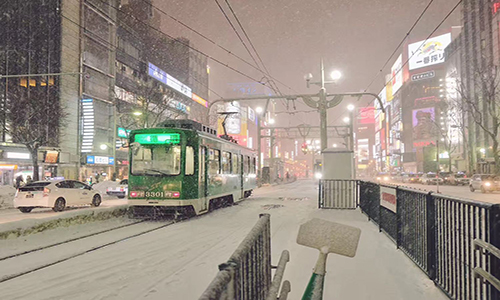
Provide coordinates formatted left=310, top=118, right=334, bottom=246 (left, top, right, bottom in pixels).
left=240, top=154, right=244, bottom=198
left=200, top=146, right=208, bottom=211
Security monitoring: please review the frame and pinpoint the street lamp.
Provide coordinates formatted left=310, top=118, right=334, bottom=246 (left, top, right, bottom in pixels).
left=343, top=117, right=350, bottom=123
left=333, top=143, right=338, bottom=148
left=269, top=118, right=275, bottom=125
left=347, top=104, right=355, bottom=111
left=255, top=107, right=263, bottom=114
left=330, top=70, right=342, bottom=81
left=305, top=60, right=343, bottom=151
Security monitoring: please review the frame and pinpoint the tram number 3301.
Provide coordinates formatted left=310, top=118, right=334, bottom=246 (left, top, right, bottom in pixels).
left=144, top=191, right=180, bottom=198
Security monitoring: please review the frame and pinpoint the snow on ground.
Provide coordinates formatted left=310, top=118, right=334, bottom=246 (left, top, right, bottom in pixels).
left=0, top=180, right=447, bottom=300
left=0, top=199, right=128, bottom=226
left=0, top=185, right=16, bottom=209
left=0, top=216, right=137, bottom=258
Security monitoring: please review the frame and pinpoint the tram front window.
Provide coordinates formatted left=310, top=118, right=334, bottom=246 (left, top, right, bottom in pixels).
left=131, top=145, right=181, bottom=176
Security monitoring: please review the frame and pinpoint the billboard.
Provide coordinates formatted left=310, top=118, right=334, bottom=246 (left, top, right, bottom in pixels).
left=412, top=107, right=436, bottom=141
left=358, top=107, right=375, bottom=124
left=391, top=54, right=403, bottom=95
left=408, top=33, right=452, bottom=70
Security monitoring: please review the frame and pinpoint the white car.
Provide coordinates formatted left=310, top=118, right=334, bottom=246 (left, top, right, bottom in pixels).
left=14, top=180, right=102, bottom=213
left=106, top=179, right=128, bottom=198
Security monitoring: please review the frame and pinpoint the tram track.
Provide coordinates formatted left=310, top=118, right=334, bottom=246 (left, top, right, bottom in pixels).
left=0, top=218, right=179, bottom=284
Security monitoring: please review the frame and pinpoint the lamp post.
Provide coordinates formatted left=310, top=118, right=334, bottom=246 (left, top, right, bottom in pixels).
left=305, top=60, right=342, bottom=151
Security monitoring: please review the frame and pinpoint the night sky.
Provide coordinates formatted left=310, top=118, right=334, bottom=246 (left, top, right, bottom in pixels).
left=157, top=0, right=460, bottom=127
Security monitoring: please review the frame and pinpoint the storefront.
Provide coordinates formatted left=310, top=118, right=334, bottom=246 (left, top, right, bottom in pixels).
left=80, top=155, right=115, bottom=184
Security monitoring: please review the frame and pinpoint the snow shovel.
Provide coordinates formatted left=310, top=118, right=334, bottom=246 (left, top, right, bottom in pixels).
left=297, top=218, right=361, bottom=300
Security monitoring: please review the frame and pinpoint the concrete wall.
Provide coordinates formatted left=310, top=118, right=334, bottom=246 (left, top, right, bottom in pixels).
left=59, top=0, right=82, bottom=179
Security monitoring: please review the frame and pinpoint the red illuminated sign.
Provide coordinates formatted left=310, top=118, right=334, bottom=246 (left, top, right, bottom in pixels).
left=494, top=2, right=500, bottom=14
left=358, top=107, right=375, bottom=124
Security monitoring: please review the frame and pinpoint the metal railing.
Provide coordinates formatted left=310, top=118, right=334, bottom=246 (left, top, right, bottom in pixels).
left=199, top=214, right=291, bottom=300
left=357, top=180, right=500, bottom=300
left=318, top=179, right=358, bottom=209
left=474, top=239, right=500, bottom=294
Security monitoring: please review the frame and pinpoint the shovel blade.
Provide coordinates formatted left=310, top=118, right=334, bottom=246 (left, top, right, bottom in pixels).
left=297, top=218, right=361, bottom=258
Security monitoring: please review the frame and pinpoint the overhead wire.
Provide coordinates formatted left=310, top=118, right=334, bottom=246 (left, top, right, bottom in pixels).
left=363, top=0, right=436, bottom=93
left=59, top=12, right=225, bottom=101
left=89, top=0, right=277, bottom=92
left=215, top=0, right=290, bottom=114
left=134, top=0, right=297, bottom=92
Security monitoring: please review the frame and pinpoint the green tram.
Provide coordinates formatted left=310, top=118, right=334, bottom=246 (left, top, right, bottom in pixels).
left=127, top=120, right=257, bottom=216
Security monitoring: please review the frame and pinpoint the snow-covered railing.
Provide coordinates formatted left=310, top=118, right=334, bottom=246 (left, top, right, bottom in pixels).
left=474, top=239, right=500, bottom=294
left=358, top=180, right=500, bottom=300
left=318, top=179, right=358, bottom=209
left=199, top=214, right=291, bottom=300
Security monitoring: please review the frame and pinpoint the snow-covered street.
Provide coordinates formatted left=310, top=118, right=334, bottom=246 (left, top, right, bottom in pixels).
left=0, top=180, right=446, bottom=300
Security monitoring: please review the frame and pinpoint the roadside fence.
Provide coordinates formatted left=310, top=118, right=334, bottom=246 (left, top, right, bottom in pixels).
left=199, top=214, right=291, bottom=300
left=318, top=179, right=500, bottom=300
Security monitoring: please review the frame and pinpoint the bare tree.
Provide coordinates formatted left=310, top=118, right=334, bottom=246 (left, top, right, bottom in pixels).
left=1, top=78, right=66, bottom=181
left=115, top=81, right=186, bottom=131
left=459, top=63, right=500, bottom=174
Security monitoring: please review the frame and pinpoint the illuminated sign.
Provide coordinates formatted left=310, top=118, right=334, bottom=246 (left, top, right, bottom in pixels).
left=86, top=155, right=114, bottom=165
left=148, top=63, right=192, bottom=98
left=44, top=151, right=59, bottom=163
left=248, top=107, right=256, bottom=122
left=81, top=98, right=94, bottom=153
left=134, top=133, right=181, bottom=145
left=411, top=71, right=435, bottom=81
left=408, top=33, right=452, bottom=70
left=391, top=54, right=403, bottom=95
left=117, top=127, right=131, bottom=138
left=192, top=93, right=208, bottom=107
left=6, top=152, right=30, bottom=159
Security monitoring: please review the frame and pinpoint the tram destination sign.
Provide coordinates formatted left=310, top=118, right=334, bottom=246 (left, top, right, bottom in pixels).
left=134, top=133, right=180, bottom=145
left=411, top=71, right=435, bottom=82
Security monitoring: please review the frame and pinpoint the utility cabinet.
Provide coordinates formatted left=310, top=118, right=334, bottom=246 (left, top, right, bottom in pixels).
left=321, top=148, right=354, bottom=180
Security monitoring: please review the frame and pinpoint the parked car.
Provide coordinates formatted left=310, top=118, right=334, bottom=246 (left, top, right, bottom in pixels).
left=375, top=172, right=390, bottom=182
left=420, top=172, right=444, bottom=185
left=14, top=180, right=101, bottom=213
left=106, top=179, right=128, bottom=199
left=402, top=173, right=421, bottom=183
left=469, top=174, right=500, bottom=193
left=439, top=172, right=454, bottom=185
left=453, top=172, right=470, bottom=186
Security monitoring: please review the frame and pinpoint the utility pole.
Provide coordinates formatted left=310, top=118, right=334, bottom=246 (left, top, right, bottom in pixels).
left=319, top=61, right=328, bottom=151
left=208, top=90, right=385, bottom=177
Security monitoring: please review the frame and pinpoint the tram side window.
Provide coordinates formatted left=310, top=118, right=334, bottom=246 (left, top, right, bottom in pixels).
left=222, top=151, right=232, bottom=174
left=247, top=156, right=251, bottom=174
left=252, top=157, right=256, bottom=174
left=185, top=146, right=194, bottom=175
left=243, top=155, right=249, bottom=174
left=209, top=149, right=220, bottom=175
left=232, top=154, right=239, bottom=174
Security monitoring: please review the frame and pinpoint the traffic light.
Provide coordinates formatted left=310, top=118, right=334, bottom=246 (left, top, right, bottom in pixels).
left=301, top=142, right=308, bottom=154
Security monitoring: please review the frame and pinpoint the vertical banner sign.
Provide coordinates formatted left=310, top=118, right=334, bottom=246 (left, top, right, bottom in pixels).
left=380, top=186, right=397, bottom=213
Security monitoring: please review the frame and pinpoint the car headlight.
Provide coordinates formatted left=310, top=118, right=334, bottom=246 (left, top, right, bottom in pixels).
left=315, top=172, right=322, bottom=180
left=384, top=177, right=389, bottom=181
left=485, top=182, right=491, bottom=187
left=376, top=177, right=381, bottom=180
